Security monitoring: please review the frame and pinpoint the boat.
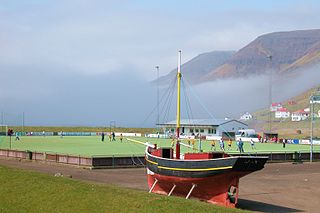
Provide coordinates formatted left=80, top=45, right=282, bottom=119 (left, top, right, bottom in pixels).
left=132, top=51, right=268, bottom=208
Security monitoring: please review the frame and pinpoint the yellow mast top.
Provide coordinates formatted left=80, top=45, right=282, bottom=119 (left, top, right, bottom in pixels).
left=176, top=50, right=182, bottom=138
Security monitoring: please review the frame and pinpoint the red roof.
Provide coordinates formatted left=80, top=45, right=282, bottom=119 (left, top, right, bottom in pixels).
left=271, top=102, right=282, bottom=107
left=288, top=101, right=297, bottom=105
left=277, top=107, right=289, bottom=112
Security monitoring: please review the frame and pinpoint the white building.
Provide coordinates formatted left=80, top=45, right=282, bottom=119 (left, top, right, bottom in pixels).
left=240, top=112, right=253, bottom=121
left=291, top=109, right=309, bottom=121
left=275, top=108, right=290, bottom=118
left=270, top=103, right=282, bottom=112
left=159, top=118, right=248, bottom=138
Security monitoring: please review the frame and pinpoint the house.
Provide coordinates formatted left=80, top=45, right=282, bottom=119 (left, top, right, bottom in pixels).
left=275, top=107, right=290, bottom=118
left=159, top=118, right=248, bottom=137
left=291, top=109, right=309, bottom=121
left=288, top=100, right=297, bottom=105
left=270, top=102, right=282, bottom=112
left=240, top=112, right=253, bottom=121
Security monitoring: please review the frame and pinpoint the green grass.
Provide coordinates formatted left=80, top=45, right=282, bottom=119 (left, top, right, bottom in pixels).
left=0, top=136, right=318, bottom=156
left=0, top=136, right=146, bottom=157
left=0, top=165, right=245, bottom=213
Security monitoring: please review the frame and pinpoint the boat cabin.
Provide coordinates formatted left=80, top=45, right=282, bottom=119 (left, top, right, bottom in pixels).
left=149, top=147, right=230, bottom=160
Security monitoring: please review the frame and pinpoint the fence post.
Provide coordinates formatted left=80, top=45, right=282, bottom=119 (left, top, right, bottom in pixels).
left=270, top=152, right=273, bottom=162
left=284, top=152, right=286, bottom=161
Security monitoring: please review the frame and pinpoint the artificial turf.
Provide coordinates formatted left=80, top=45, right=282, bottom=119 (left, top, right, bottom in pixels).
left=0, top=136, right=318, bottom=157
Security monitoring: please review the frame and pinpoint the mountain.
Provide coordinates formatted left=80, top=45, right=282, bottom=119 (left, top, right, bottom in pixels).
left=156, top=51, right=235, bottom=85
left=203, top=29, right=320, bottom=81
left=158, top=29, right=320, bottom=84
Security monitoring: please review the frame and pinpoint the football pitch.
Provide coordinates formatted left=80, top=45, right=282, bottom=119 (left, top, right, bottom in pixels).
left=0, top=136, right=318, bottom=157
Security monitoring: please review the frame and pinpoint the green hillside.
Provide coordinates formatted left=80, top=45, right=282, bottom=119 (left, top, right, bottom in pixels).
left=251, top=86, right=320, bottom=139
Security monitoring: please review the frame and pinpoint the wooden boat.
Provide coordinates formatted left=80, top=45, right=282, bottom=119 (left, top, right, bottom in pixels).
left=133, top=51, right=268, bottom=207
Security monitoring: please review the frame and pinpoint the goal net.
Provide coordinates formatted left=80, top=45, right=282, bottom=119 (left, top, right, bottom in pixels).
left=0, top=125, right=8, bottom=136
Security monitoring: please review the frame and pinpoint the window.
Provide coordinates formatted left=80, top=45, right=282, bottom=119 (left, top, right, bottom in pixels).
left=208, top=128, right=216, bottom=134
left=195, top=129, right=199, bottom=133
left=189, top=129, right=194, bottom=133
left=200, top=129, right=204, bottom=133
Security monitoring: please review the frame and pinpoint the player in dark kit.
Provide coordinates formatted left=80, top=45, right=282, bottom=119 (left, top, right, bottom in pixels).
left=101, top=132, right=105, bottom=142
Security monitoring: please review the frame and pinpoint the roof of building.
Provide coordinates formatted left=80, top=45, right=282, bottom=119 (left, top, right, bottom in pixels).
left=241, top=112, right=252, bottom=115
left=292, top=109, right=309, bottom=114
left=271, top=102, right=282, bottom=107
left=159, top=118, right=248, bottom=127
left=288, top=100, right=297, bottom=105
left=277, top=107, right=289, bottom=112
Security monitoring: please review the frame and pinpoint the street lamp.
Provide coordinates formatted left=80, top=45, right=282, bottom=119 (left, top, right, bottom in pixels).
left=267, top=55, right=273, bottom=134
left=309, top=90, right=320, bottom=162
left=155, top=66, right=160, bottom=136
left=110, top=121, right=116, bottom=133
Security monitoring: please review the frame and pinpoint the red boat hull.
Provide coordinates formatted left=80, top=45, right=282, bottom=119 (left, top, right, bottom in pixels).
left=145, top=147, right=268, bottom=208
left=147, top=169, right=250, bottom=208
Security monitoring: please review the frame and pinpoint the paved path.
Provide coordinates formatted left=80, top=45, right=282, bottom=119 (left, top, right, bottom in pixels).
left=1, top=157, right=319, bottom=212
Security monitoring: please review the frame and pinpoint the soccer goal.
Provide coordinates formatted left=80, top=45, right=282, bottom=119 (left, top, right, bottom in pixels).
left=0, top=125, right=8, bottom=136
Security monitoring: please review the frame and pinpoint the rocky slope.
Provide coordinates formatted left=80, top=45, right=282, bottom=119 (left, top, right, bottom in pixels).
left=156, top=51, right=234, bottom=85
left=158, top=29, right=320, bottom=84
left=204, top=29, right=320, bottom=81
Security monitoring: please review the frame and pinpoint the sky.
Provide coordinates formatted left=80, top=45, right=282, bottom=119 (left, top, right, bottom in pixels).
left=1, top=0, right=320, bottom=127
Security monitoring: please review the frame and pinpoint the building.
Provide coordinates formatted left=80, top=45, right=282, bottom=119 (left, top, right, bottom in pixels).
left=275, top=108, right=290, bottom=118
left=288, top=100, right=297, bottom=105
left=159, top=118, right=248, bottom=137
left=239, top=112, right=253, bottom=121
left=270, top=103, right=282, bottom=112
left=291, top=109, right=309, bottom=121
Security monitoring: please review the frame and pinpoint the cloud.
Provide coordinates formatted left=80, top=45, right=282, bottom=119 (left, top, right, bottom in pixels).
left=1, top=1, right=320, bottom=126
left=0, top=64, right=157, bottom=126
left=1, top=1, right=320, bottom=80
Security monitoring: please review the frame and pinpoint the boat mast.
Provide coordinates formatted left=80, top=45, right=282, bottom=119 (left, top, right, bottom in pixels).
left=176, top=50, right=182, bottom=139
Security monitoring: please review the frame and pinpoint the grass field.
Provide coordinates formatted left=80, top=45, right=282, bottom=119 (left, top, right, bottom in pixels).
left=0, top=165, right=245, bottom=213
left=0, top=136, right=319, bottom=156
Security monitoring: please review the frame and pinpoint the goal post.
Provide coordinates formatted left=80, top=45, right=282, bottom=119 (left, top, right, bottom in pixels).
left=0, top=125, right=8, bottom=136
